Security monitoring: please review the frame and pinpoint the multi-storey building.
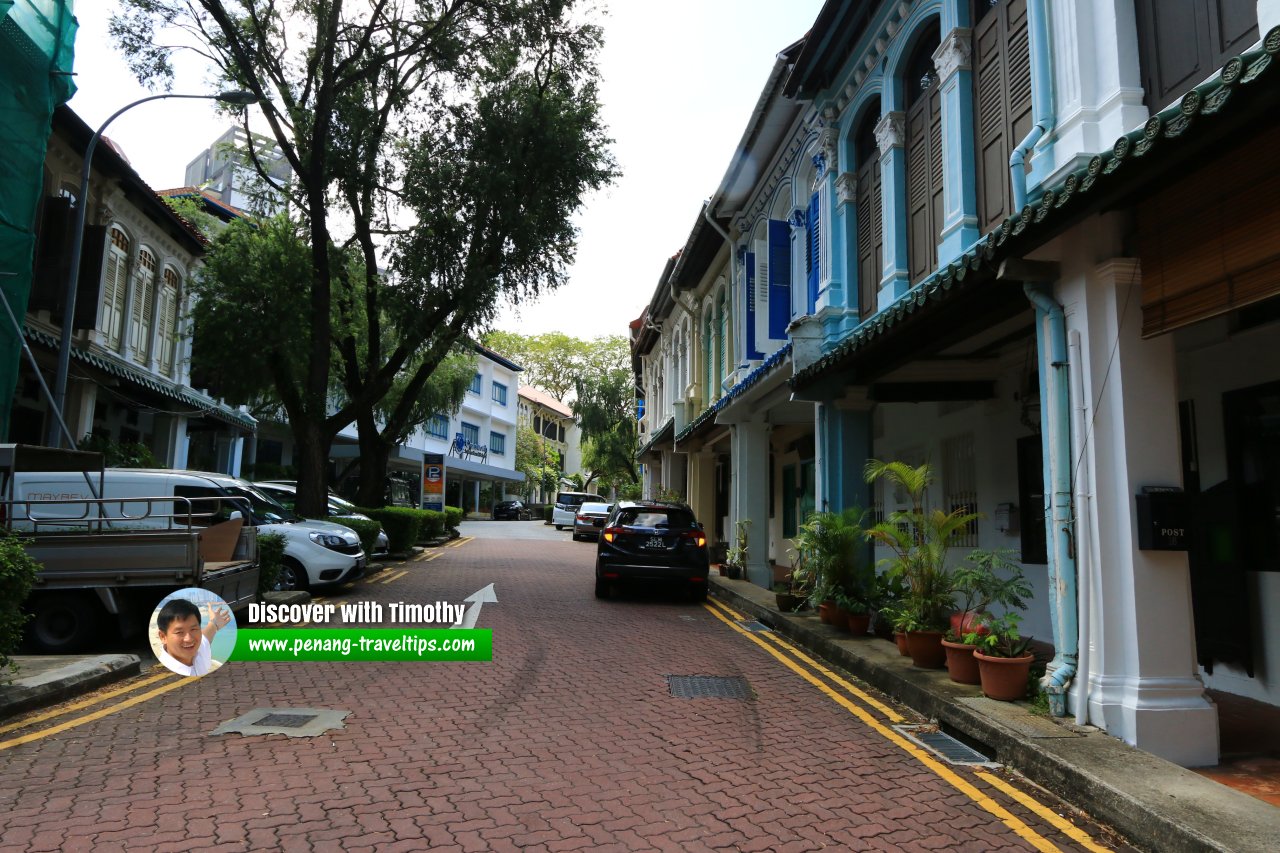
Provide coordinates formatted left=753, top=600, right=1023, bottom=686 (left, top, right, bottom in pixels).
left=15, top=106, right=255, bottom=471
left=632, top=0, right=1280, bottom=768
left=182, top=126, right=292, bottom=213
left=517, top=385, right=584, bottom=502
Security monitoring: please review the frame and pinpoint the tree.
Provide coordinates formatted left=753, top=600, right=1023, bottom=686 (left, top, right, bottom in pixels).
left=514, top=423, right=560, bottom=500
left=484, top=331, right=628, bottom=401
left=573, top=366, right=638, bottom=488
left=113, top=1, right=616, bottom=515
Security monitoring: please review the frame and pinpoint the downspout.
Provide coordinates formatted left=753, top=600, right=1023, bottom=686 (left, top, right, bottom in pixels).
left=1068, top=330, right=1093, bottom=726
left=1010, top=0, right=1055, bottom=211
left=702, top=200, right=738, bottom=391
left=1024, top=282, right=1077, bottom=717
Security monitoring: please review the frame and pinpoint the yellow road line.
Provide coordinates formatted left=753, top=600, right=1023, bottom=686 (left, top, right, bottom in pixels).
left=976, top=771, right=1112, bottom=853
left=380, top=570, right=409, bottom=584
left=704, top=599, right=903, bottom=722
left=0, top=670, right=176, bottom=736
left=311, top=597, right=327, bottom=604
left=702, top=603, right=1064, bottom=853
left=420, top=552, right=441, bottom=562
left=413, top=550, right=438, bottom=562
left=0, top=677, right=193, bottom=752
left=447, top=536, right=473, bottom=549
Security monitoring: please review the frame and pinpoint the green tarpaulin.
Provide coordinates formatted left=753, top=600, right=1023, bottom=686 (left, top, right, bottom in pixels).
left=0, top=0, right=76, bottom=439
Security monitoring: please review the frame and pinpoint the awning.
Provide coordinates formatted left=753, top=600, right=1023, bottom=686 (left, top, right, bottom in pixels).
left=24, top=326, right=256, bottom=432
left=636, top=417, right=674, bottom=459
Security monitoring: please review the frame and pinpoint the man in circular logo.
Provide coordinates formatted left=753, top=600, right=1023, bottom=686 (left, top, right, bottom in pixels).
left=154, top=597, right=232, bottom=676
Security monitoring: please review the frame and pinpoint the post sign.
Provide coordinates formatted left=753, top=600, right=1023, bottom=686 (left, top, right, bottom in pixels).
left=422, top=453, right=445, bottom=511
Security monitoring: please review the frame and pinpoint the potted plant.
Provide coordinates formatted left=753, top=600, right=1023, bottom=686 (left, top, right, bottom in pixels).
left=772, top=555, right=813, bottom=612
left=795, top=508, right=871, bottom=631
left=724, top=519, right=751, bottom=580
left=864, top=461, right=975, bottom=669
left=871, top=572, right=907, bottom=639
left=969, top=612, right=1036, bottom=700
left=945, top=550, right=1031, bottom=684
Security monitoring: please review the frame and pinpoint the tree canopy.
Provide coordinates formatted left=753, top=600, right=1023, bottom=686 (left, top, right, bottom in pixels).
left=483, top=331, right=628, bottom=401
left=113, top=0, right=616, bottom=512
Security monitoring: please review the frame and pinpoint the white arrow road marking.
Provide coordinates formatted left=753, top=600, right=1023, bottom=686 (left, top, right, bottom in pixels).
left=451, top=583, right=497, bottom=629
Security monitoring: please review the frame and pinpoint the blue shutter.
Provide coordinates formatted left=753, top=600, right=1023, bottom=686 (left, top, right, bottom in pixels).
left=745, top=252, right=759, bottom=359
left=807, top=192, right=820, bottom=314
left=768, top=219, right=791, bottom=338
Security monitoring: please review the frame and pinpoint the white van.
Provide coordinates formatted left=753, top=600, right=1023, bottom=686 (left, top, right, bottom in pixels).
left=551, top=491, right=603, bottom=530
left=11, top=468, right=366, bottom=590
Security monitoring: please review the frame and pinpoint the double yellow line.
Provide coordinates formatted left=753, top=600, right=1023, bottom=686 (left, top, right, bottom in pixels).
left=0, top=668, right=191, bottom=753
left=702, top=598, right=1109, bottom=853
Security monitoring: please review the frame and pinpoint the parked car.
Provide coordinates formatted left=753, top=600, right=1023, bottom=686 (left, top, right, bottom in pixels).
left=572, top=502, right=613, bottom=541
left=10, top=468, right=367, bottom=593
left=595, top=501, right=709, bottom=600
left=492, top=499, right=527, bottom=520
left=552, top=491, right=602, bottom=530
left=255, top=481, right=390, bottom=556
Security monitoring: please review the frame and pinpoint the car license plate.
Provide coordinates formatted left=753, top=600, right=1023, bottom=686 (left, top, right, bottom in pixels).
left=646, top=536, right=664, bottom=549
left=356, top=555, right=367, bottom=569
left=593, top=519, right=603, bottom=527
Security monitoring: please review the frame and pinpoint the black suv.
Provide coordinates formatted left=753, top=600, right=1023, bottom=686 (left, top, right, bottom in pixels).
left=492, top=499, right=526, bottom=520
left=595, top=501, right=709, bottom=600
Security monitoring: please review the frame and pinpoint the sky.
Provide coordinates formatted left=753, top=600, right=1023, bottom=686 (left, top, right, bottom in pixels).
left=68, top=1, right=826, bottom=341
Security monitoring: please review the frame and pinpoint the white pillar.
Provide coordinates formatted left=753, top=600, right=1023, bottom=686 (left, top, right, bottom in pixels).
left=731, top=418, right=771, bottom=587
left=1081, top=259, right=1217, bottom=767
left=65, top=377, right=97, bottom=446
left=171, top=417, right=189, bottom=470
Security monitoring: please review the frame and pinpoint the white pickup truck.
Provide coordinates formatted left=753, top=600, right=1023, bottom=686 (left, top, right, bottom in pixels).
left=1, top=444, right=260, bottom=653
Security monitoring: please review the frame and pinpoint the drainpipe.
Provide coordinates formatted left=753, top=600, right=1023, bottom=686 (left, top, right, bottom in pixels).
left=703, top=200, right=738, bottom=391
left=1068, top=330, right=1093, bottom=726
left=1024, top=281, right=1077, bottom=717
left=1010, top=0, right=1054, bottom=211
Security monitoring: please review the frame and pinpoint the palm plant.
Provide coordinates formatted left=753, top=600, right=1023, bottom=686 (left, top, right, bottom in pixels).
left=864, top=460, right=976, bottom=632
left=796, top=508, right=873, bottom=611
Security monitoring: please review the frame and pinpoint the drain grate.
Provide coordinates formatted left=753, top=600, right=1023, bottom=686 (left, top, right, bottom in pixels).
left=667, top=675, right=753, bottom=700
left=255, top=713, right=319, bottom=728
left=896, top=725, right=999, bottom=766
left=737, top=620, right=770, bottom=633
left=211, top=707, right=350, bottom=738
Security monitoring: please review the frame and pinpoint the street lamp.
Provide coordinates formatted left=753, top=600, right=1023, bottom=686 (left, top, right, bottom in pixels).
left=48, top=89, right=259, bottom=447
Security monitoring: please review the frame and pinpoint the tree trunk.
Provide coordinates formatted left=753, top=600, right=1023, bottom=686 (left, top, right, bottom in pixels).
left=292, top=418, right=332, bottom=518
left=354, top=411, right=394, bottom=508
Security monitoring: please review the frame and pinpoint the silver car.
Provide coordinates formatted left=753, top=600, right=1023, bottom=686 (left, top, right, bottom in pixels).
left=572, top=501, right=614, bottom=542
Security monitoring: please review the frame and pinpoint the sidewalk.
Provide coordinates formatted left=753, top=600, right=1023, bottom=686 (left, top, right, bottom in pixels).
left=0, top=654, right=142, bottom=719
left=710, top=575, right=1280, bottom=853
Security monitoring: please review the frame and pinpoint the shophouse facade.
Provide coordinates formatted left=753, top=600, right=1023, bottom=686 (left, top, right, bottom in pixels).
left=15, top=106, right=255, bottom=470
left=632, top=0, right=1280, bottom=769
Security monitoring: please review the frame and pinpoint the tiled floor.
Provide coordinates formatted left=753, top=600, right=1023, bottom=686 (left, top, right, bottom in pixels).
left=1194, top=690, right=1280, bottom=807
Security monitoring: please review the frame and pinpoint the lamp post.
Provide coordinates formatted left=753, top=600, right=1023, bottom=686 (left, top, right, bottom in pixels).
left=48, top=89, right=259, bottom=447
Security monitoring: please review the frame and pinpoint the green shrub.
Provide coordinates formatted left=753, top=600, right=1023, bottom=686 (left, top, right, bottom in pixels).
left=420, top=510, right=446, bottom=540
left=0, top=531, right=40, bottom=671
left=444, top=506, right=463, bottom=532
left=544, top=505, right=554, bottom=522
left=256, top=532, right=286, bottom=596
left=358, top=507, right=420, bottom=553
left=335, top=518, right=382, bottom=555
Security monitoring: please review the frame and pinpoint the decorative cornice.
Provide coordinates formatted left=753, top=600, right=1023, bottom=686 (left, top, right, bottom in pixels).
left=933, top=27, right=973, bottom=80
left=875, top=111, right=906, bottom=153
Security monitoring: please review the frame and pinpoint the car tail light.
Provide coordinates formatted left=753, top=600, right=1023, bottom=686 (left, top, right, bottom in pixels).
left=576, top=514, right=586, bottom=522
left=681, top=531, right=707, bottom=547
left=602, top=526, right=623, bottom=543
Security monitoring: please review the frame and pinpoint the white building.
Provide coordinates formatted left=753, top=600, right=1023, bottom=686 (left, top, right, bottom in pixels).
left=517, top=385, right=584, bottom=501
left=183, top=126, right=292, bottom=213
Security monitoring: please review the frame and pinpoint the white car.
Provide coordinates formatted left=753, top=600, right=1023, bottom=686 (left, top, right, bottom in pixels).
left=552, top=491, right=603, bottom=530
left=254, top=481, right=390, bottom=557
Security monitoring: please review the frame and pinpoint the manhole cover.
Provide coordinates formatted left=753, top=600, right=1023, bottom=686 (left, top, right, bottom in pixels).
left=896, top=725, right=999, bottom=766
left=255, top=713, right=318, bottom=728
left=738, top=620, right=770, bottom=632
left=667, top=675, right=753, bottom=699
left=211, top=707, right=350, bottom=738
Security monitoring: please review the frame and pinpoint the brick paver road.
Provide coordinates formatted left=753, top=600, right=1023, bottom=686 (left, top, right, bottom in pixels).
left=0, top=523, right=1133, bottom=852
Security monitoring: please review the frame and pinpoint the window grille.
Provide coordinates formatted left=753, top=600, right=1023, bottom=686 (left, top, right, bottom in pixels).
left=943, top=433, right=979, bottom=547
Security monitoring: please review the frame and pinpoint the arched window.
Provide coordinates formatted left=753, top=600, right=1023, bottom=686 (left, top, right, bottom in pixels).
left=904, top=21, right=943, bottom=285
left=854, top=108, right=883, bottom=316
left=158, top=267, right=181, bottom=377
left=99, top=227, right=130, bottom=350
left=717, top=288, right=728, bottom=388
left=973, top=0, right=1033, bottom=234
left=129, top=247, right=157, bottom=364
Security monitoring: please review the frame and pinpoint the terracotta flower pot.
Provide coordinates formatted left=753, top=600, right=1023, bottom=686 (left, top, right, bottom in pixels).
left=894, top=632, right=910, bottom=655
left=775, top=592, right=803, bottom=612
left=817, top=600, right=839, bottom=624
left=974, top=651, right=1035, bottom=701
left=847, top=612, right=871, bottom=636
left=942, top=639, right=981, bottom=684
left=950, top=610, right=987, bottom=637
left=905, top=630, right=947, bottom=669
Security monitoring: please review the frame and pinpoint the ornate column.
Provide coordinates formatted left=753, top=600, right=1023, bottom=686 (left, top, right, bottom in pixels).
left=874, top=110, right=910, bottom=307
left=933, top=27, right=980, bottom=263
